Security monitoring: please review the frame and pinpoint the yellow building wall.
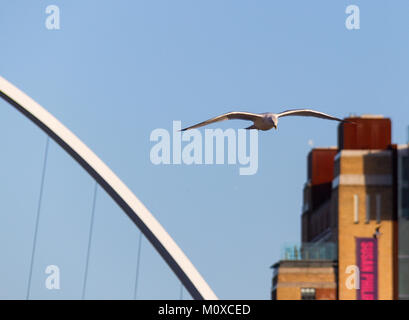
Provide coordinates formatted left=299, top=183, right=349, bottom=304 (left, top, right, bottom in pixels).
left=336, top=152, right=395, bottom=300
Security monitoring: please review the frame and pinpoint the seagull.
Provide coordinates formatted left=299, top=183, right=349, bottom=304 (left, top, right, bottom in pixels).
left=181, top=109, right=346, bottom=131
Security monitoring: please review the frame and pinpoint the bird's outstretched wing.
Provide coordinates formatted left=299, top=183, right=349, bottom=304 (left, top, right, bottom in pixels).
left=181, top=111, right=263, bottom=131
left=277, top=109, right=345, bottom=122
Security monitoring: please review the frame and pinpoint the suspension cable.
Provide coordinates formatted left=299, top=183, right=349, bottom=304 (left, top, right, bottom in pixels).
left=82, top=181, right=98, bottom=299
left=133, top=231, right=143, bottom=299
left=26, top=136, right=50, bottom=299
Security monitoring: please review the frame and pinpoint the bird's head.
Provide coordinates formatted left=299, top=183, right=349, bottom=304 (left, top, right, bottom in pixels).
left=272, top=116, right=278, bottom=130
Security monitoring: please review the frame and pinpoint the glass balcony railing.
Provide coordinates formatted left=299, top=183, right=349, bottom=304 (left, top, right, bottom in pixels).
left=281, top=242, right=337, bottom=261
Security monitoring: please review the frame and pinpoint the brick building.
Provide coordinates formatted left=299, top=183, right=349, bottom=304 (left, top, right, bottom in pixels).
left=272, top=260, right=337, bottom=300
left=271, top=115, right=408, bottom=300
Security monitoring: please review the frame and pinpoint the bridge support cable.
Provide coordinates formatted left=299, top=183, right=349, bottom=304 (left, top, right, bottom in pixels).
left=133, top=231, right=143, bottom=299
left=180, top=283, right=184, bottom=300
left=26, top=136, right=50, bottom=299
left=82, top=181, right=98, bottom=299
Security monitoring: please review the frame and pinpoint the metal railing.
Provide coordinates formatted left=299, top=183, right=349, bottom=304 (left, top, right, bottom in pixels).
left=281, top=242, right=337, bottom=261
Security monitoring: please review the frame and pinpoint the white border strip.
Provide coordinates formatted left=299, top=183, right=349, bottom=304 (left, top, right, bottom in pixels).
left=332, top=174, right=392, bottom=189
left=334, top=150, right=391, bottom=162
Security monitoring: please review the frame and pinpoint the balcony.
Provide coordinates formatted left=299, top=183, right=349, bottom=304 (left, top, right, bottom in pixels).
left=281, top=242, right=337, bottom=261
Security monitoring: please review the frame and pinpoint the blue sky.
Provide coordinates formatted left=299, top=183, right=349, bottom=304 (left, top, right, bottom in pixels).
left=1, top=0, right=409, bottom=299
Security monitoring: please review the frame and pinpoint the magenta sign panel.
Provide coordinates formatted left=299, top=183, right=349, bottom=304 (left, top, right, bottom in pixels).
left=356, top=238, right=378, bottom=300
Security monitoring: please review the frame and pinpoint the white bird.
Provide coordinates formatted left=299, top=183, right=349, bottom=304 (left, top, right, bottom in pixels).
left=181, top=109, right=346, bottom=131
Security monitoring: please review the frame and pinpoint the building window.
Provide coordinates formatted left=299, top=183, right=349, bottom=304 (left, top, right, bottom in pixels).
left=301, top=288, right=316, bottom=300
left=401, top=187, right=409, bottom=219
left=366, top=194, right=370, bottom=224
left=376, top=194, right=381, bottom=224
left=354, top=194, right=359, bottom=223
left=402, top=156, right=409, bottom=181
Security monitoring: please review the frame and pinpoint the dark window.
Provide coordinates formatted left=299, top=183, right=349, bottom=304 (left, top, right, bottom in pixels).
left=401, top=187, right=409, bottom=219
left=402, top=156, right=409, bottom=181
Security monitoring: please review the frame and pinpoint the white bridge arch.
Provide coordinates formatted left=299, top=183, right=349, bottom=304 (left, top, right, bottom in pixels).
left=0, top=76, right=217, bottom=300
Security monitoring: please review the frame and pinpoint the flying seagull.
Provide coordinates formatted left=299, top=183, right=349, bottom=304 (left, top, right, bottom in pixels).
left=181, top=109, right=346, bottom=131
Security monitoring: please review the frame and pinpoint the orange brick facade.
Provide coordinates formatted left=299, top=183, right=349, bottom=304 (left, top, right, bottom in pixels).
left=272, top=261, right=337, bottom=300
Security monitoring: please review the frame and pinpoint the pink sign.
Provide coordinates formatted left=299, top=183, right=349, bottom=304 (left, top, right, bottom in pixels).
left=356, top=238, right=378, bottom=300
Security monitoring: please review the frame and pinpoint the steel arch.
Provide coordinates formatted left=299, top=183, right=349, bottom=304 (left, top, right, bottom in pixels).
left=0, top=76, right=217, bottom=300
